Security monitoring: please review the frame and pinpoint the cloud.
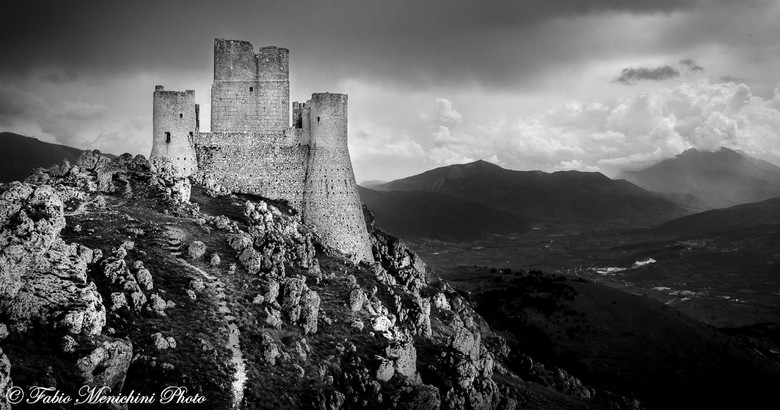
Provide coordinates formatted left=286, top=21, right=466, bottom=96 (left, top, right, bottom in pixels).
left=415, top=81, right=780, bottom=175
left=0, top=82, right=141, bottom=154
left=614, top=59, right=706, bottom=85
left=350, top=125, right=424, bottom=159
left=615, top=65, right=680, bottom=85
left=39, top=70, right=79, bottom=84
left=678, top=58, right=704, bottom=72
left=435, top=98, right=462, bottom=124
left=719, top=75, right=748, bottom=84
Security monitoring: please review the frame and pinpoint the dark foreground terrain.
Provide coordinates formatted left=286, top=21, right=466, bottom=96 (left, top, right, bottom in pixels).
left=442, top=267, right=780, bottom=409
left=0, top=152, right=648, bottom=409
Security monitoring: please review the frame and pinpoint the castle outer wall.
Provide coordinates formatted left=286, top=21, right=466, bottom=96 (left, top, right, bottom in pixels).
left=152, top=38, right=373, bottom=262
left=193, top=130, right=309, bottom=212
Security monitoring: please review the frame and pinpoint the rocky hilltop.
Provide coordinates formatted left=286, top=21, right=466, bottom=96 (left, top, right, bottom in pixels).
left=0, top=152, right=639, bottom=409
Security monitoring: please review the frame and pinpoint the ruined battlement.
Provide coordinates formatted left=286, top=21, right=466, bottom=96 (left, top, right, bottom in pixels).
left=151, top=39, right=373, bottom=262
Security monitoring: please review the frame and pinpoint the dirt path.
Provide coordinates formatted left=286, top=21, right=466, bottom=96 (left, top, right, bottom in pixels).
left=164, top=226, right=247, bottom=409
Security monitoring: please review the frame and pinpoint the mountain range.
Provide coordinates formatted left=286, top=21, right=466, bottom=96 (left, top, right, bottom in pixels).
left=619, top=147, right=780, bottom=209
left=361, top=160, right=686, bottom=239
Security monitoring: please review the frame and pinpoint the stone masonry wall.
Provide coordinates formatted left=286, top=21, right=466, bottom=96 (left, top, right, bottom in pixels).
left=194, top=130, right=309, bottom=211
left=154, top=39, right=373, bottom=262
left=256, top=46, right=290, bottom=132
left=302, top=93, right=374, bottom=262
left=211, top=39, right=290, bottom=133
left=150, top=86, right=198, bottom=177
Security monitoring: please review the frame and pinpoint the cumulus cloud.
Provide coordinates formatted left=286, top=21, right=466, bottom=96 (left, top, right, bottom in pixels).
left=435, top=98, right=462, bottom=124
left=416, top=81, right=780, bottom=175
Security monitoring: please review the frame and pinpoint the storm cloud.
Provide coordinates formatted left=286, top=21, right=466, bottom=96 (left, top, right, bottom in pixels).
left=1, top=0, right=779, bottom=180
left=614, top=59, right=706, bottom=85
left=615, top=65, right=680, bottom=85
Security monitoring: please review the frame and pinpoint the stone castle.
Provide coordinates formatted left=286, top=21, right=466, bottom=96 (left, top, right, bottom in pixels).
left=150, top=38, right=373, bottom=262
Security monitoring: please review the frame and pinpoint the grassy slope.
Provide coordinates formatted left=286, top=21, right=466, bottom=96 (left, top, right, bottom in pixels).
left=465, top=269, right=780, bottom=410
left=0, top=132, right=85, bottom=182
left=358, top=186, right=530, bottom=241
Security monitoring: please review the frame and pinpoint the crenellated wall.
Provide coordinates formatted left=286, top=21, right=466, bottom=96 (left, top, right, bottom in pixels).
left=152, top=39, right=373, bottom=262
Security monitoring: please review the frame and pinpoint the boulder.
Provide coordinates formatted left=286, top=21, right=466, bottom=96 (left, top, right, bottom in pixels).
left=188, top=241, right=207, bottom=259
left=349, top=288, right=367, bottom=312
left=260, top=333, right=280, bottom=365
left=76, top=339, right=133, bottom=394
left=135, top=268, right=153, bottom=290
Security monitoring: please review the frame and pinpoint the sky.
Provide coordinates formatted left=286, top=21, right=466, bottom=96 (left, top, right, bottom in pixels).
left=2, top=0, right=780, bottom=182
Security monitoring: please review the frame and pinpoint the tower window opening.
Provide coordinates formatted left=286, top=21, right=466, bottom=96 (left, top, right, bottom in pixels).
left=165, top=132, right=171, bottom=143
left=317, top=116, right=320, bottom=123
left=250, top=86, right=254, bottom=92
left=189, top=132, right=193, bottom=137
left=179, top=113, right=183, bottom=119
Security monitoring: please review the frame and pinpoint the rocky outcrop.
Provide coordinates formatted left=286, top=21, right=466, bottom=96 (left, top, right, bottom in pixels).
left=0, top=182, right=106, bottom=335
left=0, top=348, right=11, bottom=410
left=280, top=278, right=320, bottom=335
left=26, top=151, right=197, bottom=215
left=101, top=249, right=146, bottom=313
left=76, top=339, right=133, bottom=396
left=149, top=156, right=191, bottom=202
left=228, top=200, right=318, bottom=278
left=364, top=206, right=431, bottom=295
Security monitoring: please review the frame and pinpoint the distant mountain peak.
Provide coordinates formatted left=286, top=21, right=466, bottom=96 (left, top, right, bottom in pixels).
left=620, top=146, right=780, bottom=209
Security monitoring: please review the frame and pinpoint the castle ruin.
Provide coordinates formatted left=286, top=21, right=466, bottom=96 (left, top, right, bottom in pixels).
left=150, top=39, right=373, bottom=262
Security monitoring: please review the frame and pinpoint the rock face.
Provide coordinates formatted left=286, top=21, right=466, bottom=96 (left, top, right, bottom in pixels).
left=364, top=206, right=431, bottom=294
left=0, top=182, right=106, bottom=335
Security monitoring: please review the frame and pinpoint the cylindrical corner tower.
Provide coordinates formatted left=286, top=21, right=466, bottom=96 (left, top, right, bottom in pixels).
left=302, top=93, right=373, bottom=262
left=150, top=86, right=198, bottom=177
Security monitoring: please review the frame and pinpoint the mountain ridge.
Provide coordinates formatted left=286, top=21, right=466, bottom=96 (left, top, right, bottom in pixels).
left=0, top=132, right=114, bottom=183
left=619, top=147, right=780, bottom=209
left=377, top=160, right=686, bottom=225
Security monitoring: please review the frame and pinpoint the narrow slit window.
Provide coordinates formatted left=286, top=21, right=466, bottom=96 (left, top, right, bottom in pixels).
left=165, top=132, right=171, bottom=143
left=179, top=113, right=183, bottom=119
left=317, top=116, right=320, bottom=123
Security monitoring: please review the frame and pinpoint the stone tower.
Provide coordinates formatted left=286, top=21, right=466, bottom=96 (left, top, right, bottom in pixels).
left=150, top=86, right=198, bottom=176
left=211, top=39, right=290, bottom=133
left=152, top=39, right=374, bottom=263
left=301, top=93, right=373, bottom=262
